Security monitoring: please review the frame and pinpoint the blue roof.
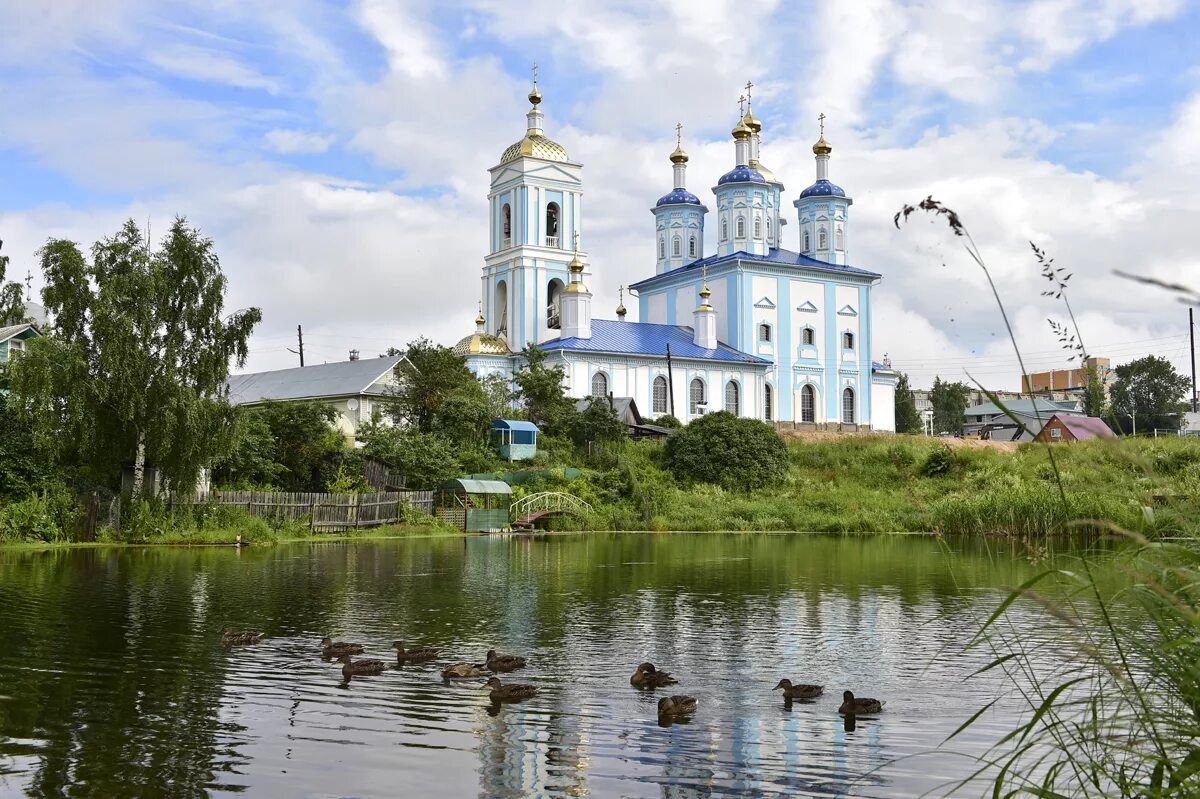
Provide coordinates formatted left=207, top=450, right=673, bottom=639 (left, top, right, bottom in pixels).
left=655, top=187, right=702, bottom=207
left=628, top=247, right=879, bottom=291
left=798, top=179, right=847, bottom=198
left=717, top=164, right=767, bottom=185
left=491, top=419, right=540, bottom=433
left=540, top=319, right=768, bottom=365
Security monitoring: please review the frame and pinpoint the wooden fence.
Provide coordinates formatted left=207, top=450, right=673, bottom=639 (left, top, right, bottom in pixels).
left=170, top=490, right=433, bottom=532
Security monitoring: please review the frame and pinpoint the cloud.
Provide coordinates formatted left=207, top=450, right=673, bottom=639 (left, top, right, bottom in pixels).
left=145, top=45, right=281, bottom=93
left=264, top=128, right=335, bottom=154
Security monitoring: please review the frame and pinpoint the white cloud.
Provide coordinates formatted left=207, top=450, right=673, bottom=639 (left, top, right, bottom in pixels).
left=264, top=128, right=335, bottom=154
left=1018, top=0, right=1184, bottom=70
left=146, top=45, right=281, bottom=93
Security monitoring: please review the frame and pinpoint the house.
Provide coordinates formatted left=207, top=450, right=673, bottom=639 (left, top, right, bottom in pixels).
left=965, top=398, right=1085, bottom=441
left=574, top=396, right=673, bottom=440
left=224, top=355, right=408, bottom=441
left=0, top=323, right=40, bottom=364
left=1034, top=414, right=1117, bottom=442
left=490, top=419, right=539, bottom=461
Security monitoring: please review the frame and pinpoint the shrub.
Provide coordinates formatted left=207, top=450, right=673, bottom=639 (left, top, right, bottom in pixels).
left=919, top=446, right=957, bottom=477
left=0, top=484, right=77, bottom=541
left=662, top=412, right=788, bottom=491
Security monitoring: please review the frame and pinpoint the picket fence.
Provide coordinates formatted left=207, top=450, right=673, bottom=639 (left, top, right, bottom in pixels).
left=171, top=490, right=433, bottom=532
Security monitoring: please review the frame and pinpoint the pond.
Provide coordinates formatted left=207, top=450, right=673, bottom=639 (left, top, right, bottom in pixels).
left=0, top=533, right=1075, bottom=798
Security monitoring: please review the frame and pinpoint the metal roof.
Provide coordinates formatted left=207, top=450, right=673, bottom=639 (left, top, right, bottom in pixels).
left=965, top=398, right=1084, bottom=418
left=491, top=419, right=540, bottom=433
left=629, top=247, right=880, bottom=292
left=0, top=323, right=40, bottom=344
left=441, top=478, right=513, bottom=494
left=540, top=319, right=768, bottom=364
left=1052, top=414, right=1117, bottom=440
left=225, top=356, right=404, bottom=406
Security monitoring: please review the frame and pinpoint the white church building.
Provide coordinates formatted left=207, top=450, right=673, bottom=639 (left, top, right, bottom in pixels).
left=454, top=77, right=897, bottom=431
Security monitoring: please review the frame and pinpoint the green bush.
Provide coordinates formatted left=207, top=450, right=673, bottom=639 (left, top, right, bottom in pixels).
left=0, top=484, right=78, bottom=542
left=662, top=412, right=788, bottom=491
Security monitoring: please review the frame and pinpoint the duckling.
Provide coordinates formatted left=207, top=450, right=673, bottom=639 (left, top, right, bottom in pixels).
left=838, top=690, right=884, bottom=715
left=773, top=679, right=824, bottom=700
left=482, top=677, right=537, bottom=701
left=442, top=662, right=491, bottom=679
left=394, top=642, right=439, bottom=662
left=340, top=656, right=387, bottom=677
left=222, top=627, right=262, bottom=646
left=631, top=662, right=678, bottom=688
left=485, top=649, right=527, bottom=672
left=657, top=695, right=698, bottom=716
left=321, top=637, right=364, bottom=658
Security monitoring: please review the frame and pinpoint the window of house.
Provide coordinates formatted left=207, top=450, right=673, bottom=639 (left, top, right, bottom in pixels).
left=842, top=387, right=855, bottom=424
left=758, top=323, right=771, bottom=342
left=1050, top=427, right=1062, bottom=439
left=802, top=327, right=815, bottom=346
left=801, top=385, right=815, bottom=423
left=736, top=216, right=745, bottom=238
left=843, top=331, right=854, bottom=350
left=764, top=384, right=773, bottom=421
left=721, top=219, right=728, bottom=240
left=804, top=229, right=811, bottom=250
left=653, top=376, right=668, bottom=414
left=689, top=236, right=696, bottom=257
left=591, top=371, right=608, bottom=397
left=689, top=378, right=705, bottom=415
left=659, top=237, right=665, bottom=258
left=673, top=236, right=681, bottom=257
left=835, top=225, right=844, bottom=251
left=754, top=217, right=762, bottom=239
left=819, top=227, right=827, bottom=249
left=725, top=381, right=740, bottom=416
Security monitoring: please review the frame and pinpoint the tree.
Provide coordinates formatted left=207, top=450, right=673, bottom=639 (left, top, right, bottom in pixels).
left=0, top=240, right=27, bottom=326
left=359, top=426, right=462, bottom=490
left=1081, top=363, right=1108, bottom=418
left=513, top=345, right=574, bottom=433
left=1110, top=355, right=1190, bottom=433
left=568, top=398, right=626, bottom=447
left=662, top=411, right=788, bottom=491
left=894, top=373, right=922, bottom=434
left=930, top=377, right=970, bottom=435
left=10, top=218, right=261, bottom=491
left=387, top=337, right=481, bottom=434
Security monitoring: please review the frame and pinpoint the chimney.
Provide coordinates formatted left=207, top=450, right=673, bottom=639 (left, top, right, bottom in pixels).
left=349, top=349, right=360, bottom=361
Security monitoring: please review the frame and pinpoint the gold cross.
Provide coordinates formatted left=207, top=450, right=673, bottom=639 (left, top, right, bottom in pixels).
left=818, top=112, right=826, bottom=136
left=675, top=122, right=683, bottom=147
left=738, top=94, right=746, bottom=117
left=532, top=63, right=538, bottom=87
left=619, top=285, right=625, bottom=302
left=573, top=230, right=580, bottom=252
left=744, top=79, right=754, bottom=104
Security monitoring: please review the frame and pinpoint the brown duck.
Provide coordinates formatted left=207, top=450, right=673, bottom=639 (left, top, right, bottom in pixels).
left=838, top=690, right=884, bottom=715
left=340, top=656, right=387, bottom=677
left=485, top=649, right=527, bottom=672
left=222, top=627, right=262, bottom=646
left=774, top=679, right=824, bottom=700
left=442, top=662, right=491, bottom=679
left=394, top=642, right=439, bottom=662
left=483, top=677, right=537, bottom=701
left=321, top=637, right=363, bottom=658
left=657, top=695, right=698, bottom=716
left=631, top=662, right=678, bottom=688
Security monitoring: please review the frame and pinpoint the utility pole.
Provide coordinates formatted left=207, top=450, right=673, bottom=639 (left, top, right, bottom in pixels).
left=1190, top=307, right=1197, bottom=413
left=287, top=324, right=306, bottom=367
left=665, top=344, right=675, bottom=417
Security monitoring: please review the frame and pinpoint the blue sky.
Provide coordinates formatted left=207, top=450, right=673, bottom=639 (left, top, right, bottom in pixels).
left=1, top=0, right=1197, bottom=387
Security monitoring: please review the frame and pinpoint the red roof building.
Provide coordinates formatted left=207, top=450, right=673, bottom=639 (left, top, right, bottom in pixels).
left=1034, top=414, right=1117, bottom=442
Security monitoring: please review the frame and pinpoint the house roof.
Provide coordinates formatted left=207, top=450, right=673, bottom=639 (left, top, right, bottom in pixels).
left=225, top=356, right=404, bottom=406
left=491, top=419, right=540, bottom=433
left=575, top=396, right=644, bottom=425
left=1053, top=414, right=1117, bottom=440
left=0, top=323, right=41, bottom=344
left=628, top=247, right=879, bottom=292
left=965, top=398, right=1084, bottom=419
left=441, top=478, right=512, bottom=495
left=540, top=319, right=769, bottom=365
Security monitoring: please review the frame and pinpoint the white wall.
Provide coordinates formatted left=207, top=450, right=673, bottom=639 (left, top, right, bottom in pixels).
left=871, top=380, right=896, bottom=432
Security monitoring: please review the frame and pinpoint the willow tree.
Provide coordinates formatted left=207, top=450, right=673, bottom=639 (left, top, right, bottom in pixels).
left=0, top=240, right=27, bottom=325
left=11, top=218, right=261, bottom=492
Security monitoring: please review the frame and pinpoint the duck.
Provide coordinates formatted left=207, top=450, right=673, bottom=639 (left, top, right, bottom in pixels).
left=838, top=690, right=885, bottom=715
left=442, top=662, right=491, bottom=679
left=773, top=679, right=824, bottom=700
left=321, top=637, right=364, bottom=658
left=340, top=656, right=387, bottom=677
left=657, top=695, right=698, bottom=716
left=483, top=677, right=537, bottom=701
left=394, top=642, right=439, bottom=662
left=222, top=627, right=262, bottom=646
left=631, top=662, right=678, bottom=688
left=485, top=649, right=527, bottom=672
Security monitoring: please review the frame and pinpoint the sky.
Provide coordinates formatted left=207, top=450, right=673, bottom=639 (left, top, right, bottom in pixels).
left=1, top=0, right=1198, bottom=390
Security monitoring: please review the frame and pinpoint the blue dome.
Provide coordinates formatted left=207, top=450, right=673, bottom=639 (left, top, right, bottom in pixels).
left=655, top=187, right=702, bottom=207
left=798, top=179, right=847, bottom=199
left=717, top=164, right=767, bottom=185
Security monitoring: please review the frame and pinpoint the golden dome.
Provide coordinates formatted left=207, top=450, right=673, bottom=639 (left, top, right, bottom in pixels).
left=616, top=301, right=627, bottom=317
left=752, top=160, right=779, bottom=183
left=528, top=85, right=542, bottom=106
left=500, top=133, right=570, bottom=165
left=731, top=119, right=753, bottom=140
left=669, top=144, right=689, bottom=164
left=813, top=135, right=832, bottom=155
left=453, top=332, right=512, bottom=357
left=742, top=109, right=761, bottom=133
left=474, top=310, right=486, bottom=325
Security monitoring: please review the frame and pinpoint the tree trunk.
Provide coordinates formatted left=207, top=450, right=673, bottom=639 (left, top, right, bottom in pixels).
left=131, top=431, right=147, bottom=498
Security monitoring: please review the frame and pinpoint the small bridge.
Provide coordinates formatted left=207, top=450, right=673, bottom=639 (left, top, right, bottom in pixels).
left=509, top=492, right=592, bottom=530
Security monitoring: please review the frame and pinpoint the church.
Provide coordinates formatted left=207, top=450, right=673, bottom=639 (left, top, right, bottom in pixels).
left=454, top=76, right=897, bottom=431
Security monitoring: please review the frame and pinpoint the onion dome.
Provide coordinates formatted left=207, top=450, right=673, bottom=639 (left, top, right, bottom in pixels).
left=813, top=134, right=832, bottom=155
left=453, top=332, right=512, bottom=357
left=742, top=109, right=761, bottom=134
left=696, top=275, right=714, bottom=311
left=752, top=161, right=780, bottom=184
left=717, top=164, right=767, bottom=185
left=655, top=187, right=702, bottom=207
left=798, top=179, right=847, bottom=198
left=669, top=143, right=689, bottom=164
left=616, top=301, right=627, bottom=318
left=731, top=119, right=753, bottom=140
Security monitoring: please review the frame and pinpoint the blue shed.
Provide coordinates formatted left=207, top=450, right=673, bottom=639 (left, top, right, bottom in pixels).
left=490, top=419, right=540, bottom=461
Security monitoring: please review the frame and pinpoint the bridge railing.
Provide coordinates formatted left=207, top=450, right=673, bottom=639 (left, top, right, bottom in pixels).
left=509, top=491, right=592, bottom=521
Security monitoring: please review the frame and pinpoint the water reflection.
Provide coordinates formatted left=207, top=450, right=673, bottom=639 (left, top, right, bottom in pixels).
left=0, top=534, right=1088, bottom=798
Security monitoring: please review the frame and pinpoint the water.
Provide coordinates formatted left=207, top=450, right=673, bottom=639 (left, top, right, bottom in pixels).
left=0, top=533, right=1073, bottom=798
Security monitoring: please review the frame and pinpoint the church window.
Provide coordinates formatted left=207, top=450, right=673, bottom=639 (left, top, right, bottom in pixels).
left=804, top=229, right=811, bottom=251
left=754, top=217, right=762, bottom=239
left=802, top=327, right=815, bottom=346
left=801, top=385, right=816, bottom=423
left=502, top=203, right=512, bottom=244
left=843, top=331, right=855, bottom=350
left=495, top=280, right=509, bottom=339
left=689, top=378, right=706, bottom=415
left=652, top=376, right=668, bottom=414
left=546, top=279, right=564, bottom=330
left=591, top=371, right=609, bottom=398
left=721, top=218, right=728, bottom=241
left=546, top=202, right=560, bottom=247
left=842, top=387, right=856, bottom=424
left=689, top=236, right=696, bottom=257
left=659, top=237, right=665, bottom=259
left=764, top=384, right=773, bottom=421
left=836, top=225, right=844, bottom=251
left=819, top=227, right=827, bottom=249
left=758, top=323, right=771, bottom=343
left=673, top=236, right=681, bottom=257
left=725, top=381, right=740, bottom=416
left=736, top=216, right=745, bottom=238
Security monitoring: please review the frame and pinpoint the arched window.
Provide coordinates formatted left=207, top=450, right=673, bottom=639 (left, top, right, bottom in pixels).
left=721, top=218, right=728, bottom=241
left=652, top=375, right=668, bottom=414
left=804, top=229, right=811, bottom=251
left=758, top=323, right=771, bottom=342
left=689, top=378, right=705, bottom=415
left=736, top=216, right=745, bottom=238
left=495, top=280, right=509, bottom=338
left=502, top=203, right=512, bottom=244
left=754, top=217, right=762, bottom=239
left=818, top=227, right=828, bottom=249
left=764, top=384, right=773, bottom=421
left=836, top=225, right=844, bottom=251
left=843, top=331, right=855, bottom=350
left=659, top=237, right=665, bottom=258
left=546, top=202, right=560, bottom=247
left=673, top=236, right=681, bottom=257
left=689, top=236, right=696, bottom=257
left=725, top=381, right=740, bottom=416
left=802, top=327, right=815, bottom=346
left=546, top=279, right=564, bottom=330
left=801, top=384, right=816, bottom=423
left=842, top=387, right=856, bottom=424
left=591, top=371, right=609, bottom=398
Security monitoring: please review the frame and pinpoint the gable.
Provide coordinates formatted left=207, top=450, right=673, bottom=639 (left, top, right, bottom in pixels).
left=796, top=301, right=818, bottom=313
left=753, top=297, right=776, bottom=309
left=837, top=304, right=857, bottom=316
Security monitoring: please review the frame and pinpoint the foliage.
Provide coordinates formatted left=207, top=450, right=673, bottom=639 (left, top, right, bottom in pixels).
left=0, top=483, right=77, bottom=542
left=513, top=345, right=574, bottom=434
left=893, top=373, right=922, bottom=434
left=9, top=219, right=261, bottom=491
left=389, top=337, right=478, bottom=434
left=0, top=392, right=54, bottom=500
left=359, top=426, right=461, bottom=490
left=0, top=241, right=28, bottom=326
left=930, top=376, right=970, bottom=435
left=662, top=412, right=788, bottom=491
left=1082, top=363, right=1108, bottom=417
left=1110, top=354, right=1190, bottom=432
left=324, top=462, right=371, bottom=494
left=568, top=398, right=627, bottom=447
left=214, top=401, right=342, bottom=491
left=646, top=414, right=682, bottom=429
